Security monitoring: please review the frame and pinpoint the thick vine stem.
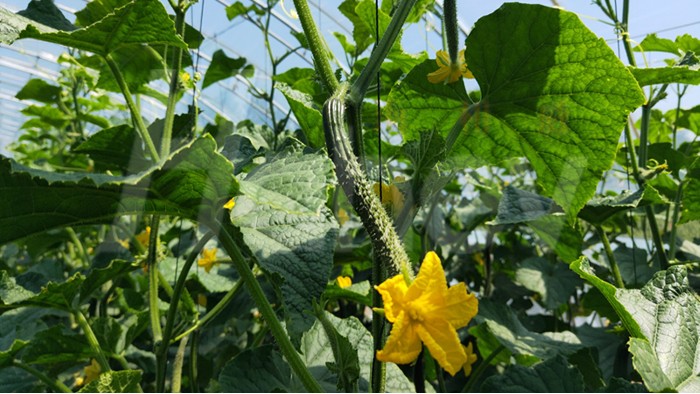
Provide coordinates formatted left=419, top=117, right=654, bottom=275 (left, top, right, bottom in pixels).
left=443, top=0, right=459, bottom=64
left=292, top=0, right=339, bottom=93
left=323, top=83, right=411, bottom=278
left=215, top=220, right=323, bottom=393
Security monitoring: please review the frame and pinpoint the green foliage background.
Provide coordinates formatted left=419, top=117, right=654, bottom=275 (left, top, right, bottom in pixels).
left=0, top=0, right=699, bottom=392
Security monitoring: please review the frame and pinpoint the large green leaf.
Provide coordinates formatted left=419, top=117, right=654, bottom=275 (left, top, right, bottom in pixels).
left=0, top=136, right=237, bottom=245
left=19, top=0, right=186, bottom=56
left=481, top=355, right=585, bottom=392
left=202, top=49, right=253, bottom=89
left=78, top=370, right=142, bottom=393
left=578, top=186, right=667, bottom=225
left=276, top=82, right=325, bottom=149
left=301, top=312, right=415, bottom=392
left=231, top=145, right=338, bottom=344
left=21, top=326, right=92, bottom=364
left=15, top=79, right=62, bottom=103
left=474, top=299, right=582, bottom=361
left=387, top=4, right=644, bottom=218
left=680, top=175, right=700, bottom=223
left=492, top=186, right=554, bottom=225
left=515, top=257, right=582, bottom=309
left=0, top=271, right=83, bottom=310
left=0, top=5, right=54, bottom=44
left=0, top=340, right=28, bottom=368
left=73, top=125, right=150, bottom=173
left=570, top=258, right=700, bottom=392
left=218, top=345, right=307, bottom=392
left=17, top=0, right=75, bottom=31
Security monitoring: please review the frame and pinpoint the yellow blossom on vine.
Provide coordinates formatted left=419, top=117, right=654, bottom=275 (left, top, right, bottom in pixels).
left=224, top=198, right=236, bottom=210
left=197, top=247, right=219, bottom=273
left=372, top=182, right=405, bottom=216
left=375, top=251, right=478, bottom=376
left=336, top=276, right=352, bottom=288
left=461, top=343, right=478, bottom=377
left=75, top=359, right=101, bottom=386
left=427, top=49, right=474, bottom=84
left=135, top=226, right=151, bottom=247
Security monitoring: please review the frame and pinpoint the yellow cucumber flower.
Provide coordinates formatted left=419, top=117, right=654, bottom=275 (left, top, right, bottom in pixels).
left=223, top=198, right=236, bottom=210
left=375, top=251, right=478, bottom=375
left=84, top=359, right=101, bottom=384
left=427, top=49, right=474, bottom=84
left=461, top=342, right=478, bottom=377
left=336, top=276, right=352, bottom=288
left=135, top=226, right=151, bottom=247
left=372, top=182, right=405, bottom=216
left=197, top=247, right=219, bottom=273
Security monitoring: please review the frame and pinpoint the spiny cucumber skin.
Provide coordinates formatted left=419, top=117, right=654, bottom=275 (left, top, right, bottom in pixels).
left=323, top=88, right=410, bottom=277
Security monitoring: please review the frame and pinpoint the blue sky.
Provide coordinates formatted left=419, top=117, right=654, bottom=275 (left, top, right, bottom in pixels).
left=1, top=0, right=699, bottom=155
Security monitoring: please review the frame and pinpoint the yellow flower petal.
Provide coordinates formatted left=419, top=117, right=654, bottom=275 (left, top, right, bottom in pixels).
left=376, top=311, right=422, bottom=364
left=435, top=50, right=451, bottom=67
left=336, top=276, right=352, bottom=288
left=416, top=320, right=466, bottom=376
left=427, top=49, right=474, bottom=84
left=375, top=251, right=479, bottom=372
left=224, top=198, right=236, bottom=210
left=135, top=226, right=151, bottom=247
left=427, top=67, right=452, bottom=84
left=405, top=251, right=447, bottom=303
left=84, top=359, right=101, bottom=384
left=197, top=247, right=219, bottom=273
left=375, top=274, right=409, bottom=323
left=462, top=343, right=478, bottom=377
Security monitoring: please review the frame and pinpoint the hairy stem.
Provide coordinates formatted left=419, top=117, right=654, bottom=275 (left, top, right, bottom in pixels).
left=172, top=275, right=243, bottom=343
left=292, top=0, right=339, bottom=93
left=156, top=230, right=215, bottom=392
left=171, top=335, right=189, bottom=393
left=596, top=226, right=625, bottom=288
left=161, top=9, right=186, bottom=158
left=443, top=0, right=459, bottom=64
left=216, top=221, right=323, bottom=392
left=74, top=309, right=111, bottom=373
left=104, top=54, right=160, bottom=162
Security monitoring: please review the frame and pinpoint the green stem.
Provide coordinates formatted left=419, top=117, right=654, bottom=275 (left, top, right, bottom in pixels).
left=350, top=0, right=418, bottom=103
left=638, top=104, right=650, bottom=168
left=189, top=332, right=200, bottom=393
left=620, top=0, right=636, bottom=67
left=161, top=10, right=186, bottom=158
left=596, top=226, right=625, bottom=288
left=66, top=227, right=90, bottom=268
left=12, top=361, right=72, bottom=393
left=156, top=230, right=215, bottom=392
left=443, top=0, right=459, bottom=64
left=314, top=303, right=359, bottom=393
left=104, top=54, right=160, bottom=162
left=624, top=123, right=669, bottom=269
left=292, top=0, right=339, bottom=93
left=371, top=253, right=386, bottom=393
left=171, top=335, right=189, bottom=393
left=148, top=216, right=163, bottom=347
left=436, top=358, right=447, bottom=393
left=74, top=309, right=111, bottom=373
left=216, top=221, right=323, bottom=393
left=461, top=345, right=505, bottom=393
left=668, top=182, right=684, bottom=260
left=173, top=277, right=243, bottom=343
